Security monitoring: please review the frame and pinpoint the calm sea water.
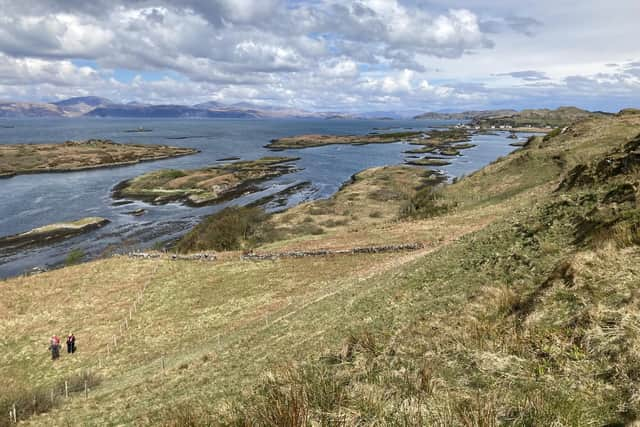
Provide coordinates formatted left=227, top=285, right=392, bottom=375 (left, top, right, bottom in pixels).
left=0, top=118, right=527, bottom=278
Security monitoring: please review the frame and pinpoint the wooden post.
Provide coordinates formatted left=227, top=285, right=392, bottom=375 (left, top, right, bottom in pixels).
left=113, top=335, right=117, bottom=348
left=12, top=404, right=16, bottom=423
left=161, top=356, right=165, bottom=373
left=33, top=396, right=36, bottom=415
left=65, top=381, right=68, bottom=398
left=50, top=389, right=54, bottom=403
left=129, top=309, right=133, bottom=320
left=124, top=319, right=128, bottom=329
left=84, top=380, right=88, bottom=399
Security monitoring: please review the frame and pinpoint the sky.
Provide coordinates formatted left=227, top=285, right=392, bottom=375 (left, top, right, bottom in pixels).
left=0, top=0, right=639, bottom=113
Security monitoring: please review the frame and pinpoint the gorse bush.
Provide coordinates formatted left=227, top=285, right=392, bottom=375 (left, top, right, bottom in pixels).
left=399, top=186, right=453, bottom=219
left=177, top=206, right=277, bottom=252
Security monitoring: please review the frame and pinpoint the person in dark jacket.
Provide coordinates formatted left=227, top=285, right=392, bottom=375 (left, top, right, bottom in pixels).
left=50, top=335, right=60, bottom=360
left=66, top=333, right=76, bottom=354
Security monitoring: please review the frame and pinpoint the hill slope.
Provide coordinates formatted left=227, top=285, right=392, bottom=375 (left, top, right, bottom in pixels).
left=1, top=111, right=640, bottom=425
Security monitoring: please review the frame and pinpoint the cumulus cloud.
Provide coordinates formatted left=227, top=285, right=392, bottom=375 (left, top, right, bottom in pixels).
left=496, top=70, right=550, bottom=81
left=0, top=0, right=638, bottom=112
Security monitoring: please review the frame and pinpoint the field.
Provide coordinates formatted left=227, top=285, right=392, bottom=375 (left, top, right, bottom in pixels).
left=2, top=111, right=640, bottom=425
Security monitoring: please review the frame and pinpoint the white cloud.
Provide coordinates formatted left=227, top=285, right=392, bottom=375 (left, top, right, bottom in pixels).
left=0, top=0, right=637, bottom=112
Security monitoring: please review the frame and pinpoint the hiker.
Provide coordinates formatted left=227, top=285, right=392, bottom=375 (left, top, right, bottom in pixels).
left=49, top=335, right=60, bottom=360
left=66, top=333, right=76, bottom=354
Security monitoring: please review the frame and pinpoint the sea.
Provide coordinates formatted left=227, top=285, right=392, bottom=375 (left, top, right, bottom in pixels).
left=0, top=118, right=530, bottom=278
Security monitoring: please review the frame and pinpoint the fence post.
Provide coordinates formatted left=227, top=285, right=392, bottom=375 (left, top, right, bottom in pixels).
left=50, top=389, right=54, bottom=404
left=12, top=404, right=16, bottom=423
left=65, top=381, right=69, bottom=398
left=161, top=356, right=165, bottom=374
left=113, top=335, right=117, bottom=348
left=84, top=380, right=88, bottom=399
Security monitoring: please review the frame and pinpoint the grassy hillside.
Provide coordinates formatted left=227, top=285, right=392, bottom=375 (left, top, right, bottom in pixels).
left=1, top=111, right=640, bottom=425
left=472, top=106, right=608, bottom=129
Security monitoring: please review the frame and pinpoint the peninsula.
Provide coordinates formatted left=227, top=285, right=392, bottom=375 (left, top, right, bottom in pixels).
left=0, top=139, right=198, bottom=178
left=113, top=156, right=300, bottom=206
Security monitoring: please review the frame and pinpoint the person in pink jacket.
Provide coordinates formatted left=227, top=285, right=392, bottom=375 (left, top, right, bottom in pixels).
left=49, top=335, right=60, bottom=360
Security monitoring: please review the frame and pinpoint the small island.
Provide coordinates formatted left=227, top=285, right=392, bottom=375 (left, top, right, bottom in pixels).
left=0, top=217, right=110, bottom=250
left=266, top=131, right=427, bottom=149
left=406, top=157, right=452, bottom=167
left=0, top=139, right=198, bottom=178
left=267, top=128, right=474, bottom=157
left=113, top=156, right=300, bottom=206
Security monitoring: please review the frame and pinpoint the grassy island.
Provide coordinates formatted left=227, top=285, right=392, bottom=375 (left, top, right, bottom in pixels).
left=113, top=157, right=300, bottom=206
left=0, top=217, right=109, bottom=250
left=406, top=157, right=452, bottom=166
left=266, top=131, right=426, bottom=149
left=0, top=139, right=198, bottom=178
left=268, top=128, right=474, bottom=160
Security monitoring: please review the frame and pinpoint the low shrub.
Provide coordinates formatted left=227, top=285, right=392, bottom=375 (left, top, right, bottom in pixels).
left=399, top=187, right=454, bottom=219
left=177, top=206, right=277, bottom=252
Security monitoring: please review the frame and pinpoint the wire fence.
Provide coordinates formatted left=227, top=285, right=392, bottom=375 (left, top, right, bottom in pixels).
left=5, top=264, right=160, bottom=425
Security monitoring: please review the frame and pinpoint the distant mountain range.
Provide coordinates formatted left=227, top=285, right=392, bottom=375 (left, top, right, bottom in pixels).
left=0, top=96, right=358, bottom=119
left=0, top=98, right=614, bottom=124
